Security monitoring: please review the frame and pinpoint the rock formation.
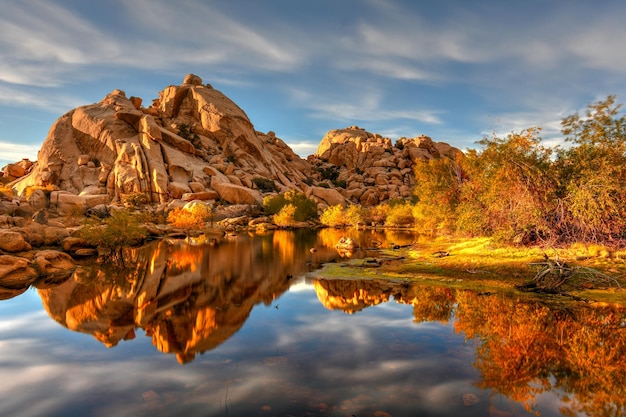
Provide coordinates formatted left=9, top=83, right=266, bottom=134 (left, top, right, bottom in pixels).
left=4, top=75, right=461, bottom=212
left=9, top=74, right=311, bottom=211
left=308, top=126, right=463, bottom=206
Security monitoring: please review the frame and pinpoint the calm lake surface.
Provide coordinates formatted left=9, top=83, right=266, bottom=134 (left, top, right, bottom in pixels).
left=1, top=229, right=624, bottom=417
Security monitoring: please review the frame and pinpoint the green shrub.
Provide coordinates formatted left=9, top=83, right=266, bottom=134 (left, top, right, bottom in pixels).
left=79, top=210, right=148, bottom=262
left=263, top=190, right=317, bottom=221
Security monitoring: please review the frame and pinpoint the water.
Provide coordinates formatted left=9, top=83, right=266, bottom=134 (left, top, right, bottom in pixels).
left=0, top=229, right=624, bottom=417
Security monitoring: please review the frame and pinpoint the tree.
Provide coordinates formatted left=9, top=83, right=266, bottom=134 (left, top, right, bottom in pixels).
left=556, top=95, right=626, bottom=242
left=456, top=128, right=556, bottom=243
left=413, top=157, right=462, bottom=235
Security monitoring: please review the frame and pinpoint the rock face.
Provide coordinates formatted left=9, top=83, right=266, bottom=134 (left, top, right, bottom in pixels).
left=10, top=74, right=311, bottom=208
left=6, top=75, right=462, bottom=210
left=309, top=126, right=463, bottom=205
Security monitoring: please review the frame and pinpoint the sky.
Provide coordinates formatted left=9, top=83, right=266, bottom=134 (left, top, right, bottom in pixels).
left=1, top=0, right=626, bottom=168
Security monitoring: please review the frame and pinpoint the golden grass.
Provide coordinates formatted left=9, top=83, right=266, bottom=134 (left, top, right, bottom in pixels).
left=314, top=236, right=626, bottom=304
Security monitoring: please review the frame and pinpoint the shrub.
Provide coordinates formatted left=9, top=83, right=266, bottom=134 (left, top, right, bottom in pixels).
left=316, top=165, right=339, bottom=182
left=24, top=184, right=56, bottom=199
left=273, top=204, right=297, bottom=227
left=333, top=179, right=347, bottom=188
left=178, top=123, right=202, bottom=149
left=79, top=210, right=148, bottom=262
left=167, top=203, right=212, bottom=231
left=365, top=204, right=389, bottom=226
left=263, top=190, right=317, bottom=221
left=344, top=205, right=364, bottom=227
left=121, top=192, right=149, bottom=208
left=385, top=202, right=415, bottom=227
left=320, top=205, right=346, bottom=228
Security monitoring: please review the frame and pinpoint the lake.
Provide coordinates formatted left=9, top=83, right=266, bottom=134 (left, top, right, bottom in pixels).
left=0, top=229, right=624, bottom=417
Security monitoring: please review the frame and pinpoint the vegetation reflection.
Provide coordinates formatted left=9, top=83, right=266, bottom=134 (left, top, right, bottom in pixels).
left=314, top=278, right=626, bottom=416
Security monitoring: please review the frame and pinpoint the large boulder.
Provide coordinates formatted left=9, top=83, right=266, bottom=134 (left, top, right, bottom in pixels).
left=0, top=255, right=38, bottom=289
left=0, top=230, right=31, bottom=252
left=211, top=178, right=262, bottom=205
left=307, top=186, right=347, bottom=207
left=32, top=250, right=76, bottom=284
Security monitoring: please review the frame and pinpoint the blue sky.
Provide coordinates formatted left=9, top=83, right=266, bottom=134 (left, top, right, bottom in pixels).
left=1, top=0, right=626, bottom=167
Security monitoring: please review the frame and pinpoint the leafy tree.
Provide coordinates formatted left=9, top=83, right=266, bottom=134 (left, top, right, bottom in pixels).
left=413, top=157, right=462, bottom=235
left=556, top=95, right=626, bottom=242
left=456, top=128, right=556, bottom=243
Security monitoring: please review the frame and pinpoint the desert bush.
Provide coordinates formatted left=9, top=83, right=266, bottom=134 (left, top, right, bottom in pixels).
left=385, top=202, right=415, bottom=227
left=167, top=203, right=212, bottom=231
left=320, top=204, right=364, bottom=228
left=263, top=190, right=317, bottom=221
left=24, top=184, right=56, bottom=199
left=121, top=192, right=149, bottom=208
left=316, top=165, right=339, bottom=182
left=273, top=203, right=297, bottom=227
left=178, top=123, right=202, bottom=149
left=365, top=203, right=389, bottom=226
left=320, top=205, right=346, bottom=228
left=79, top=210, right=148, bottom=262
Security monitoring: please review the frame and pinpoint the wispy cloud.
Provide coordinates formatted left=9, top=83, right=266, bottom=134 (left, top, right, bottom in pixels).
left=0, top=141, right=40, bottom=165
left=291, top=88, right=443, bottom=125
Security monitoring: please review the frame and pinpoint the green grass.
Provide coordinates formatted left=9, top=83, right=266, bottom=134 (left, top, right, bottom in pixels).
left=313, top=237, right=626, bottom=305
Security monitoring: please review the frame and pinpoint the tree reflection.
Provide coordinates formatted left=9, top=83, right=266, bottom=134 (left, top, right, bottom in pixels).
left=314, top=277, right=626, bottom=416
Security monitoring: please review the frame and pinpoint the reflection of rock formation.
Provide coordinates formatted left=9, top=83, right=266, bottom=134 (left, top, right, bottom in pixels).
left=313, top=278, right=455, bottom=320
left=37, top=230, right=338, bottom=364
left=313, top=279, right=394, bottom=314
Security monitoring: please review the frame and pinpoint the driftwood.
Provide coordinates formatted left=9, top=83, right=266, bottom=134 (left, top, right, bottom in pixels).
left=521, top=254, right=621, bottom=293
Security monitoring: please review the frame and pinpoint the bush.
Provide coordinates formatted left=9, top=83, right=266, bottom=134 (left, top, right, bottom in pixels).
left=320, top=205, right=346, bottom=227
left=273, top=204, right=297, bottom=227
left=79, top=210, right=148, bottom=262
left=121, top=192, right=149, bottom=208
left=385, top=202, right=415, bottom=227
left=178, top=123, right=202, bottom=149
left=263, top=190, right=317, bottom=221
left=316, top=165, right=339, bottom=182
left=167, top=203, right=212, bottom=231
left=365, top=204, right=389, bottom=226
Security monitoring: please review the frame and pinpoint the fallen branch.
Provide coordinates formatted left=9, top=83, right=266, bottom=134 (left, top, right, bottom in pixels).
left=526, top=254, right=621, bottom=292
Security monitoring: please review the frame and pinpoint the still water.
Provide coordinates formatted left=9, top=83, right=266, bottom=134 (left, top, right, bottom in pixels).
left=0, top=229, right=624, bottom=417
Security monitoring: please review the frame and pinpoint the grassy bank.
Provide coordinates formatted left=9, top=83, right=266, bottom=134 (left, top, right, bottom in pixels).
left=315, top=237, right=626, bottom=304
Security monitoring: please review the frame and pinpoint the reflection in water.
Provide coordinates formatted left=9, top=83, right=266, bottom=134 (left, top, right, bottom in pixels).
left=38, top=229, right=342, bottom=363
left=313, top=277, right=626, bottom=416
left=1, top=229, right=624, bottom=416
